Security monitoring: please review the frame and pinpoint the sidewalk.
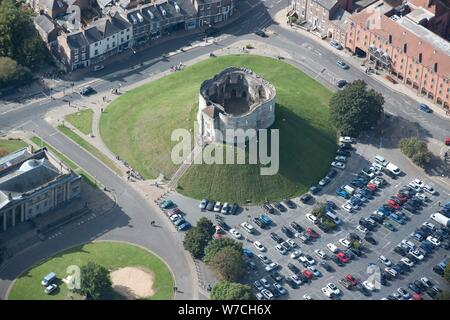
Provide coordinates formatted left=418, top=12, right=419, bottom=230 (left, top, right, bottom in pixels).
left=272, top=9, right=450, bottom=120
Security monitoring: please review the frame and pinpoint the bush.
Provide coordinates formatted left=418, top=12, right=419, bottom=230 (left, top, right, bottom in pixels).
left=399, top=137, right=431, bottom=168
left=245, top=44, right=254, bottom=49
left=203, top=238, right=242, bottom=264
left=210, top=281, right=254, bottom=300
left=209, top=247, right=246, bottom=282
left=78, top=262, right=112, bottom=300
left=183, top=227, right=211, bottom=259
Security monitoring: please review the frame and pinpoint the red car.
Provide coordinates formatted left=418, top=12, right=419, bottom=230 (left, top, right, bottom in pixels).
left=388, top=200, right=400, bottom=210
left=345, top=274, right=360, bottom=286
left=367, top=183, right=378, bottom=191
left=396, top=193, right=409, bottom=202
left=302, top=269, right=314, bottom=280
left=445, top=138, right=450, bottom=146
left=412, top=293, right=422, bottom=300
left=336, top=252, right=350, bottom=263
left=306, top=228, right=320, bottom=238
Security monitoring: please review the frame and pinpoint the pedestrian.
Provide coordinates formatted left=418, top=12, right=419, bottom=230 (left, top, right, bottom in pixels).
left=101, top=107, right=103, bottom=113
left=173, top=286, right=178, bottom=292
left=438, top=201, right=441, bottom=206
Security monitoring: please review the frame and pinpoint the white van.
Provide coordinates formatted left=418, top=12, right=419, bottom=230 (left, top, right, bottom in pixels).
left=240, top=222, right=255, bottom=234
left=375, top=155, right=389, bottom=167
left=326, top=211, right=341, bottom=225
left=327, top=243, right=339, bottom=253
left=343, top=185, right=355, bottom=195
left=386, top=163, right=401, bottom=175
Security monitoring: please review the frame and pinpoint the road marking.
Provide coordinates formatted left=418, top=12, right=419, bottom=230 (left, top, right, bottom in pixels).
left=382, top=241, right=391, bottom=249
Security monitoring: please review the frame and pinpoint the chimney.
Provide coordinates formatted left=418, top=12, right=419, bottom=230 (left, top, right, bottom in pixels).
left=27, top=144, right=34, bottom=154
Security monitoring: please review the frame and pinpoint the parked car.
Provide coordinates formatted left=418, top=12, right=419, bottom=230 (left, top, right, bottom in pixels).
left=419, top=103, right=432, bottom=113
left=300, top=194, right=313, bottom=204
left=330, top=40, right=343, bottom=50
left=336, top=79, right=348, bottom=88
left=336, top=60, right=349, bottom=69
left=331, top=161, right=346, bottom=169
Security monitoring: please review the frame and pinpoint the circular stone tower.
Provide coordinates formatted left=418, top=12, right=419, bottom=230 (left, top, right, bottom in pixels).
left=197, top=67, right=276, bottom=144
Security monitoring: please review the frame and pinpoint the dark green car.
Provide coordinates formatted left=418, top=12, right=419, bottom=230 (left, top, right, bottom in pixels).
left=383, top=221, right=397, bottom=232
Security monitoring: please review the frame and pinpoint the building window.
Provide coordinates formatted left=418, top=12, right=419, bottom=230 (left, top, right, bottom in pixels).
left=419, top=53, right=422, bottom=63
left=127, top=35, right=130, bottom=40
left=434, top=63, right=438, bottom=73
left=403, top=43, right=407, bottom=53
left=388, top=34, right=392, bottom=44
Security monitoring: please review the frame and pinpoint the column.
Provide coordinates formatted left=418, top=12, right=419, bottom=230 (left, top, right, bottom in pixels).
left=3, top=211, right=6, bottom=231
left=21, top=203, right=25, bottom=222
left=12, top=208, right=15, bottom=227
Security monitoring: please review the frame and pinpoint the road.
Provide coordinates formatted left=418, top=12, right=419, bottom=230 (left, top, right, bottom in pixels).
left=0, top=0, right=448, bottom=300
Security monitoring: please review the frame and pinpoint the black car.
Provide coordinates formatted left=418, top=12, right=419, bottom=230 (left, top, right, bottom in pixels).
left=206, top=201, right=215, bottom=211
left=253, top=217, right=264, bottom=228
left=392, top=263, right=406, bottom=275
left=349, top=247, right=362, bottom=257
left=283, top=198, right=296, bottom=209
left=310, top=186, right=321, bottom=195
left=273, top=202, right=287, bottom=212
left=286, top=277, right=299, bottom=289
left=287, top=263, right=300, bottom=274
left=394, top=246, right=408, bottom=256
left=403, top=203, right=417, bottom=213
left=263, top=203, right=275, bottom=214
left=336, top=149, right=351, bottom=157
left=364, top=235, right=377, bottom=245
left=254, top=30, right=268, bottom=37
left=331, top=255, right=344, bottom=267
left=270, top=272, right=284, bottom=283
left=229, top=203, right=239, bottom=215
left=217, top=220, right=230, bottom=231
left=270, top=232, right=283, bottom=243
left=370, top=214, right=384, bottom=224
left=205, top=26, right=219, bottom=36
left=290, top=221, right=303, bottom=232
left=347, top=233, right=361, bottom=241
left=408, top=283, right=422, bottom=294
left=355, top=284, right=371, bottom=296
left=381, top=270, right=393, bottom=281
left=79, top=86, right=95, bottom=96
left=319, top=261, right=334, bottom=272
left=300, top=194, right=313, bottom=204
left=337, top=79, right=348, bottom=88
left=327, top=169, right=338, bottom=179
left=318, top=223, right=331, bottom=233
left=281, top=226, right=294, bottom=238
left=433, top=265, right=444, bottom=276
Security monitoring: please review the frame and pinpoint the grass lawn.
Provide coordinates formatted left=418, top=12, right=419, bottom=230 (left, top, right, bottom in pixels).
left=30, top=136, right=99, bottom=188
left=57, top=125, right=122, bottom=176
left=9, top=242, right=174, bottom=300
left=65, top=109, right=94, bottom=135
left=100, top=55, right=337, bottom=203
left=0, top=138, right=27, bottom=156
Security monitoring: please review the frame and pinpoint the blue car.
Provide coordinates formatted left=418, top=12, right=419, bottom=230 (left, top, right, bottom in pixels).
left=260, top=214, right=272, bottom=225
left=420, top=241, right=433, bottom=253
left=351, top=179, right=365, bottom=187
left=378, top=206, right=391, bottom=216
left=390, top=213, right=406, bottom=225
left=360, top=188, right=373, bottom=199
left=350, top=196, right=362, bottom=206
left=336, top=188, right=350, bottom=199
left=336, top=60, right=349, bottom=69
left=243, top=248, right=254, bottom=258
left=161, top=199, right=174, bottom=209
left=419, top=104, right=432, bottom=113
left=326, top=200, right=337, bottom=211
left=177, top=221, right=191, bottom=231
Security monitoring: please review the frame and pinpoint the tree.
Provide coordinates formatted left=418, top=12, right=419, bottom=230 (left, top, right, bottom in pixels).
left=210, top=281, right=254, bottom=300
left=78, top=262, right=112, bottom=300
left=444, top=263, right=450, bottom=283
left=0, top=0, right=49, bottom=68
left=183, top=227, right=211, bottom=259
left=196, top=217, right=216, bottom=237
left=203, top=238, right=243, bottom=264
left=209, top=247, right=246, bottom=282
left=399, top=137, right=431, bottom=168
left=329, top=80, right=384, bottom=137
left=0, top=56, right=31, bottom=89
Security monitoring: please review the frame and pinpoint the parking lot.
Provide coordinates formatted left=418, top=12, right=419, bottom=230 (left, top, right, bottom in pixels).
left=163, top=134, right=450, bottom=300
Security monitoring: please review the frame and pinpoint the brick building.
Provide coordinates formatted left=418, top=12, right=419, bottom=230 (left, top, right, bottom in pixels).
left=345, top=0, right=450, bottom=108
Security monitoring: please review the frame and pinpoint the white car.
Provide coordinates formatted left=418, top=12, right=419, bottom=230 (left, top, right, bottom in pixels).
left=255, top=292, right=265, bottom=300
left=331, top=161, right=346, bottom=169
left=384, top=267, right=398, bottom=277
left=420, top=277, right=433, bottom=288
left=306, top=213, right=319, bottom=224
left=401, top=239, right=416, bottom=250
left=356, top=225, right=368, bottom=234
left=409, top=249, right=424, bottom=261
left=221, top=202, right=230, bottom=214
left=369, top=166, right=381, bottom=176
left=229, top=228, right=242, bottom=239
left=423, top=184, right=437, bottom=195
left=258, top=254, right=271, bottom=264
left=327, top=243, right=339, bottom=253
left=415, top=192, right=428, bottom=202
left=169, top=214, right=182, bottom=222
left=303, top=294, right=313, bottom=300
left=378, top=255, right=392, bottom=266
left=339, top=136, right=354, bottom=144
left=261, top=289, right=274, bottom=300
left=335, top=155, right=347, bottom=162
left=213, top=201, right=222, bottom=212
left=265, top=262, right=279, bottom=272
left=240, top=222, right=255, bottom=234
left=44, top=283, right=58, bottom=294
left=339, top=238, right=351, bottom=248
left=423, top=222, right=436, bottom=231
left=407, top=182, right=421, bottom=192
left=314, top=249, right=327, bottom=259
left=253, top=241, right=266, bottom=251
left=426, top=236, right=441, bottom=247
left=321, top=287, right=333, bottom=298
left=371, top=162, right=384, bottom=172
left=411, top=179, right=424, bottom=189
left=275, top=244, right=287, bottom=255
left=326, top=283, right=341, bottom=295
left=290, top=249, right=302, bottom=259
left=290, top=274, right=302, bottom=285
left=400, top=257, right=414, bottom=268
left=286, top=239, right=297, bottom=248
left=363, top=280, right=376, bottom=291
left=342, top=202, right=353, bottom=213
